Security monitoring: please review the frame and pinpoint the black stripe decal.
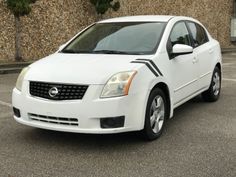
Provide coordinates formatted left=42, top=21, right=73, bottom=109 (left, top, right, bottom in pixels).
left=136, top=59, right=163, bottom=76
left=131, top=61, right=159, bottom=77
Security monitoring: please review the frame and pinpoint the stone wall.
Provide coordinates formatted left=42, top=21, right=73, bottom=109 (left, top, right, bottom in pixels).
left=0, top=0, right=234, bottom=62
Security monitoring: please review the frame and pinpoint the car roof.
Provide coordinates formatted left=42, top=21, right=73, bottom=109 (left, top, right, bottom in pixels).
left=98, top=15, right=175, bottom=23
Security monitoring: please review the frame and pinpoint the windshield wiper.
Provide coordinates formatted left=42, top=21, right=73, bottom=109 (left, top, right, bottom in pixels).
left=61, top=49, right=146, bottom=55
left=92, top=50, right=134, bottom=55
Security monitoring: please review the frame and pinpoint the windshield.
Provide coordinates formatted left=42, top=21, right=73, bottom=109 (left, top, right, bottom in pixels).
left=62, top=22, right=166, bottom=55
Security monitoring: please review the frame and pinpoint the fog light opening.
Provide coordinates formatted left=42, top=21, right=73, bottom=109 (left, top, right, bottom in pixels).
left=100, top=116, right=125, bottom=129
left=13, top=107, right=21, bottom=118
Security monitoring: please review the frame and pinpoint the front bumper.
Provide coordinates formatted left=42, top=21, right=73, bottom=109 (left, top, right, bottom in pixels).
left=12, top=82, right=147, bottom=134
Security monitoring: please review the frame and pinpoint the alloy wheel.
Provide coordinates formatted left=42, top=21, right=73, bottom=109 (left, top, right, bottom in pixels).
left=150, top=95, right=165, bottom=134
left=213, top=72, right=220, bottom=96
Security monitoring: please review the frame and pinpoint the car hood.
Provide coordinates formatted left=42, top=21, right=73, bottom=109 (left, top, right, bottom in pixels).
left=26, top=53, right=150, bottom=85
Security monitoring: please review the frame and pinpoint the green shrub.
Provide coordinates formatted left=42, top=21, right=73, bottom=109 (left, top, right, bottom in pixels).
left=90, top=0, right=120, bottom=15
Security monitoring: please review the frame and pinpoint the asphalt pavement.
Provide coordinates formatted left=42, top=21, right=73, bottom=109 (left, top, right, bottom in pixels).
left=0, top=54, right=235, bottom=177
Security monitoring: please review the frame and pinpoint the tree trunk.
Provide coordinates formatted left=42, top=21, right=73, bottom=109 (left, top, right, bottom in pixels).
left=14, top=15, right=23, bottom=61
left=95, top=0, right=103, bottom=21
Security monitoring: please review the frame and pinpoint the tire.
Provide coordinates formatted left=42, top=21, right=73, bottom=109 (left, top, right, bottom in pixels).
left=202, top=67, right=221, bottom=102
left=142, top=88, right=168, bottom=140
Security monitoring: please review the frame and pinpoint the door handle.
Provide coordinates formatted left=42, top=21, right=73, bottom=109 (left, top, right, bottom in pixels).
left=209, top=48, right=213, bottom=54
left=192, top=57, right=197, bottom=64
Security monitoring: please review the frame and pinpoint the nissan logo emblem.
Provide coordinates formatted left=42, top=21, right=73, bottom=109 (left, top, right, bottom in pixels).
left=48, top=87, right=59, bottom=97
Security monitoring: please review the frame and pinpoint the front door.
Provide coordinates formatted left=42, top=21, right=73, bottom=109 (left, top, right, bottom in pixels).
left=168, top=21, right=199, bottom=106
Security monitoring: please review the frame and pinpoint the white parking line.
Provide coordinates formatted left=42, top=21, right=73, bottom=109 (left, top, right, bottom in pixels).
left=0, top=100, right=12, bottom=107
left=223, top=78, right=236, bottom=82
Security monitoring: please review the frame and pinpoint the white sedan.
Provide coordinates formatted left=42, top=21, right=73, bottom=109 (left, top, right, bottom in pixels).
left=12, top=16, right=222, bottom=140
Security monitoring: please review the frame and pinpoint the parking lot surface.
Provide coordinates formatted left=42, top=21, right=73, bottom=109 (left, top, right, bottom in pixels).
left=0, top=54, right=235, bottom=177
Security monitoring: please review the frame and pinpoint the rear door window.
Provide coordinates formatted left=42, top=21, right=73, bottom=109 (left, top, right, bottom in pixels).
left=187, top=22, right=209, bottom=47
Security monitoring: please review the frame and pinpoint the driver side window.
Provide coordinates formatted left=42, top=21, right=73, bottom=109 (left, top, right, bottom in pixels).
left=170, top=22, right=191, bottom=47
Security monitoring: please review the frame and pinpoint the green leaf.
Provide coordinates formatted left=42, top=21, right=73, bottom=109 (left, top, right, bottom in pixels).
left=90, top=0, right=120, bottom=15
left=6, top=0, right=37, bottom=17
left=112, top=1, right=120, bottom=11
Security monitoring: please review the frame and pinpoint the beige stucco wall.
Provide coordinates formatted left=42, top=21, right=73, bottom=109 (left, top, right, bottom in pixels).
left=0, top=0, right=234, bottom=62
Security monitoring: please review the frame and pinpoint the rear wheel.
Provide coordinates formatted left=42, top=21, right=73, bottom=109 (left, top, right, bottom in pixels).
left=142, top=88, right=167, bottom=140
left=202, top=67, right=221, bottom=102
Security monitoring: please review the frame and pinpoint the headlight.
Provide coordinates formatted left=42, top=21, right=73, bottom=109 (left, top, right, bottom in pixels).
left=101, top=71, right=137, bottom=98
left=16, top=67, right=30, bottom=91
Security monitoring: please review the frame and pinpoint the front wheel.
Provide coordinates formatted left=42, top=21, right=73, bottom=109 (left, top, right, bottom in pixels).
left=202, top=67, right=221, bottom=102
left=142, top=88, right=167, bottom=140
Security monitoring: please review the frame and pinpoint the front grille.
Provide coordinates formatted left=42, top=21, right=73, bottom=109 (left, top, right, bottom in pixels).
left=29, top=81, right=88, bottom=100
left=28, top=113, right=79, bottom=126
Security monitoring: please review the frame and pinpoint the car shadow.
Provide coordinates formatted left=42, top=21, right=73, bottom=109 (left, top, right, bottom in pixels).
left=21, top=127, right=146, bottom=150
left=165, top=95, right=207, bottom=126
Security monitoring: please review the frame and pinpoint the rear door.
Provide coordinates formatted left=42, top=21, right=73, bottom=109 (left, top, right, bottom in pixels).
left=186, top=22, right=213, bottom=89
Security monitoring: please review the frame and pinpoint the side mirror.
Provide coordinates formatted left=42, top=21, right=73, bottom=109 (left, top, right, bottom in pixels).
left=58, top=44, right=66, bottom=51
left=172, top=44, right=193, bottom=57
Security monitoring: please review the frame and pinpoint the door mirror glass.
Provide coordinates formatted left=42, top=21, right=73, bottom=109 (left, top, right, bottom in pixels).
left=172, top=44, right=193, bottom=56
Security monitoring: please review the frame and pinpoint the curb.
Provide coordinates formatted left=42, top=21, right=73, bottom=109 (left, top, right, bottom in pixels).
left=0, top=61, right=32, bottom=75
left=0, top=68, right=23, bottom=74
left=221, top=48, right=236, bottom=54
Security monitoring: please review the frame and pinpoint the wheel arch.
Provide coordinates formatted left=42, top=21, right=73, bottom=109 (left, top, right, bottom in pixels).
left=151, top=82, right=172, bottom=119
left=216, top=62, right=222, bottom=73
